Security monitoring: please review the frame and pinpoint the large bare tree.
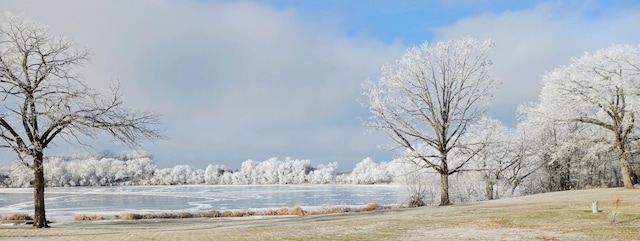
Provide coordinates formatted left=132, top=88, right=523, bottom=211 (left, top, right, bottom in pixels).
left=537, top=45, right=640, bottom=189
left=363, top=37, right=498, bottom=205
left=0, top=14, right=163, bottom=228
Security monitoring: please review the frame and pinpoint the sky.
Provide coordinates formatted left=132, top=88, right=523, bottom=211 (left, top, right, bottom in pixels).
left=1, top=0, right=640, bottom=170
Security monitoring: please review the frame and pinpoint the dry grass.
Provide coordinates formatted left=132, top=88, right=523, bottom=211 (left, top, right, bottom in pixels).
left=1, top=204, right=395, bottom=222
left=0, top=213, right=33, bottom=221
left=258, top=206, right=304, bottom=216
left=82, top=203, right=394, bottom=221
left=112, top=212, right=200, bottom=220
left=72, top=214, right=105, bottom=221
left=112, top=213, right=143, bottom=220
left=308, top=203, right=393, bottom=215
left=195, top=210, right=221, bottom=218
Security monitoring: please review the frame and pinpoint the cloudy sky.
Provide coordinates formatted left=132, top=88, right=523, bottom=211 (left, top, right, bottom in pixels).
left=1, top=0, right=639, bottom=170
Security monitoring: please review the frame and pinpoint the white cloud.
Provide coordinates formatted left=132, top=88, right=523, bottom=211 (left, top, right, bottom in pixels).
left=432, top=1, right=640, bottom=124
left=0, top=0, right=403, bottom=169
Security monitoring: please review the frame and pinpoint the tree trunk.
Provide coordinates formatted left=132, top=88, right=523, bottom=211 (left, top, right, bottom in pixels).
left=32, top=151, right=48, bottom=228
left=485, top=181, right=494, bottom=200
left=615, top=140, right=635, bottom=189
left=439, top=172, right=451, bottom=206
left=619, top=154, right=635, bottom=189
left=510, top=178, right=520, bottom=196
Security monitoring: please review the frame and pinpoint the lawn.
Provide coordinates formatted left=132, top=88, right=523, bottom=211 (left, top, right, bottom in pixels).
left=1, top=188, right=639, bottom=240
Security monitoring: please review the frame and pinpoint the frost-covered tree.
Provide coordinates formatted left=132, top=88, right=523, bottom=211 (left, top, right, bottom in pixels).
left=536, top=45, right=640, bottom=189
left=518, top=102, right=621, bottom=193
left=0, top=14, right=163, bottom=227
left=0, top=162, right=31, bottom=187
left=363, top=37, right=498, bottom=205
left=349, top=158, right=382, bottom=184
left=149, top=165, right=203, bottom=185
left=464, top=117, right=518, bottom=200
left=204, top=164, right=232, bottom=184
left=307, top=162, right=337, bottom=184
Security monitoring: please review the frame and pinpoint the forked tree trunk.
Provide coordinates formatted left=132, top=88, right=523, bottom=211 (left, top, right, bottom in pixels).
left=32, top=151, right=48, bottom=228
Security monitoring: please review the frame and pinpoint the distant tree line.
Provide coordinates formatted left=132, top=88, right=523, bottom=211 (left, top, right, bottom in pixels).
left=1, top=146, right=637, bottom=205
left=0, top=151, right=410, bottom=187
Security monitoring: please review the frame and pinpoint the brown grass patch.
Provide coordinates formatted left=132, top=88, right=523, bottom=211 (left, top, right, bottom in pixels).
left=310, top=206, right=343, bottom=215
left=78, top=203, right=393, bottom=221
left=175, top=212, right=193, bottom=218
left=360, top=203, right=385, bottom=212
left=72, top=214, right=105, bottom=221
left=221, top=210, right=254, bottom=217
left=308, top=203, right=393, bottom=215
left=195, top=210, right=221, bottom=218
left=112, top=212, right=201, bottom=220
left=260, top=206, right=305, bottom=216
left=112, top=213, right=143, bottom=220
left=0, top=213, right=33, bottom=221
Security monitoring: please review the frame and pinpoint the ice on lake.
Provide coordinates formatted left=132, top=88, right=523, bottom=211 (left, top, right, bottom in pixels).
left=0, top=185, right=408, bottom=223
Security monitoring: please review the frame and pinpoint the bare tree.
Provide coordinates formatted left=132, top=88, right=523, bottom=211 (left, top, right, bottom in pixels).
left=537, top=45, right=640, bottom=189
left=0, top=14, right=163, bottom=228
left=363, top=37, right=498, bottom=205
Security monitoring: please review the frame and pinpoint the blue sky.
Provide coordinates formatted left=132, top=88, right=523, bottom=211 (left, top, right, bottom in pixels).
left=1, top=0, right=640, bottom=170
left=266, top=0, right=541, bottom=43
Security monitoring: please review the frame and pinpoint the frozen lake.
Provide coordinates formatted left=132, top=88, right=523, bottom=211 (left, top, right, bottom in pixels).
left=0, top=185, right=408, bottom=222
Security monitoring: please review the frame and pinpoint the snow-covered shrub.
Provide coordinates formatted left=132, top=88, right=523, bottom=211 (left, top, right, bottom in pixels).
left=218, top=158, right=314, bottom=185
left=337, top=158, right=404, bottom=184
left=0, top=163, right=32, bottom=187
left=350, top=158, right=380, bottom=184
left=307, top=162, right=338, bottom=184
left=204, top=164, right=232, bottom=184
left=148, top=165, right=204, bottom=185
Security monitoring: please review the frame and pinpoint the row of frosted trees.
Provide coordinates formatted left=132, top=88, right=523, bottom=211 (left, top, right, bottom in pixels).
left=0, top=153, right=491, bottom=204
left=0, top=152, right=419, bottom=187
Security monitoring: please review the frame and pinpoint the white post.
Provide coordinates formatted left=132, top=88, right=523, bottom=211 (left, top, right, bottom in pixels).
left=592, top=201, right=598, bottom=213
